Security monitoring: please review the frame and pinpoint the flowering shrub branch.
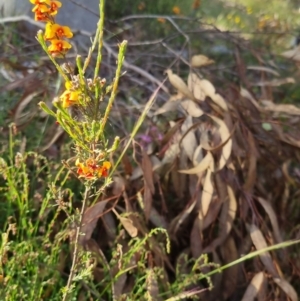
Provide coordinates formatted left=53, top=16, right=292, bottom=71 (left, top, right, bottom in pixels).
left=28, top=0, right=127, bottom=299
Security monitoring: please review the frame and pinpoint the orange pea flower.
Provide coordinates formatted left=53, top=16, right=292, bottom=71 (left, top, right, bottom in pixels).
left=44, top=23, right=73, bottom=40
left=32, top=4, right=51, bottom=21
left=60, top=89, right=80, bottom=108
left=49, top=1, right=62, bottom=15
left=48, top=39, right=72, bottom=56
left=76, top=159, right=111, bottom=179
left=97, top=161, right=111, bottom=177
left=76, top=159, right=94, bottom=179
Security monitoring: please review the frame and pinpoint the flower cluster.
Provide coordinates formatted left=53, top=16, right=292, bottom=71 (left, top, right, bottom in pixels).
left=29, top=0, right=73, bottom=57
left=75, top=158, right=111, bottom=180
left=31, top=0, right=122, bottom=182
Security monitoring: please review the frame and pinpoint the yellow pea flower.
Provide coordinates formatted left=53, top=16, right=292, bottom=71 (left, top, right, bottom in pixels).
left=49, top=1, right=62, bottom=15
left=60, top=89, right=80, bottom=108
left=44, top=23, right=73, bottom=40
left=48, top=39, right=72, bottom=56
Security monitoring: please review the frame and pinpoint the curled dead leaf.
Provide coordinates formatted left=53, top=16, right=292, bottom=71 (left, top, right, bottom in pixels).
left=165, top=69, right=195, bottom=100
left=188, top=72, right=206, bottom=101
left=257, top=197, right=282, bottom=244
left=179, top=151, right=213, bottom=174
left=209, top=114, right=232, bottom=170
left=119, top=216, right=138, bottom=238
left=154, top=99, right=180, bottom=115
left=180, top=99, right=203, bottom=117
left=200, top=168, right=214, bottom=217
left=181, top=116, right=197, bottom=161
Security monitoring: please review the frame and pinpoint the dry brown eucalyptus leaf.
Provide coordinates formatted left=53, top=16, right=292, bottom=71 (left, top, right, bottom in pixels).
left=187, top=72, right=206, bottom=101
left=273, top=277, right=298, bottom=301
left=241, top=272, right=266, bottom=301
left=199, top=78, right=215, bottom=97
left=119, top=216, right=138, bottom=238
left=154, top=100, right=180, bottom=115
left=209, top=115, right=232, bottom=170
left=161, top=143, right=180, bottom=165
left=211, top=93, right=228, bottom=111
left=191, top=54, right=215, bottom=67
left=221, top=236, right=239, bottom=300
left=203, top=185, right=237, bottom=252
left=179, top=151, right=213, bottom=174
left=227, top=185, right=237, bottom=222
left=261, top=101, right=300, bottom=116
left=112, top=176, right=126, bottom=195
left=151, top=155, right=162, bottom=171
left=240, top=87, right=261, bottom=110
left=192, top=145, right=203, bottom=167
left=201, top=168, right=214, bottom=217
left=180, top=99, right=204, bottom=117
left=243, top=132, right=258, bottom=193
left=144, top=184, right=153, bottom=222
left=130, top=166, right=143, bottom=181
left=142, top=150, right=155, bottom=194
left=257, top=197, right=282, bottom=244
left=79, top=201, right=109, bottom=245
left=181, top=116, right=197, bottom=161
left=247, top=65, right=280, bottom=76
left=190, top=217, right=203, bottom=258
left=249, top=224, right=279, bottom=277
left=165, top=69, right=195, bottom=100
left=254, top=77, right=295, bottom=87
left=203, top=197, right=222, bottom=230
left=199, top=128, right=211, bottom=150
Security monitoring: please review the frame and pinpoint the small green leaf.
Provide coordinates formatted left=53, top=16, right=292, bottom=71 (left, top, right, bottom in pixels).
left=262, top=123, right=272, bottom=131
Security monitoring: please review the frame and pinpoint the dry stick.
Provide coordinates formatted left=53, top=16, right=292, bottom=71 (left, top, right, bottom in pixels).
left=62, top=185, right=90, bottom=301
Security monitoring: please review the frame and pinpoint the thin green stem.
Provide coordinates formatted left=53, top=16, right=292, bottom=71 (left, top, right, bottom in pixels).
left=98, top=41, right=127, bottom=136
left=94, top=0, right=105, bottom=82
left=199, top=239, right=300, bottom=281
left=62, top=185, right=90, bottom=301
left=82, top=20, right=102, bottom=74
left=93, top=0, right=105, bottom=119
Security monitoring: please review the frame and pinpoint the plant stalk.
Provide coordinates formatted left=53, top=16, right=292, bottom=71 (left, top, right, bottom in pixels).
left=62, top=185, right=90, bottom=301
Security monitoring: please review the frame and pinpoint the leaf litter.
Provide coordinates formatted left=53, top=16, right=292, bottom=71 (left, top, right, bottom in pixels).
left=3, top=25, right=300, bottom=300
